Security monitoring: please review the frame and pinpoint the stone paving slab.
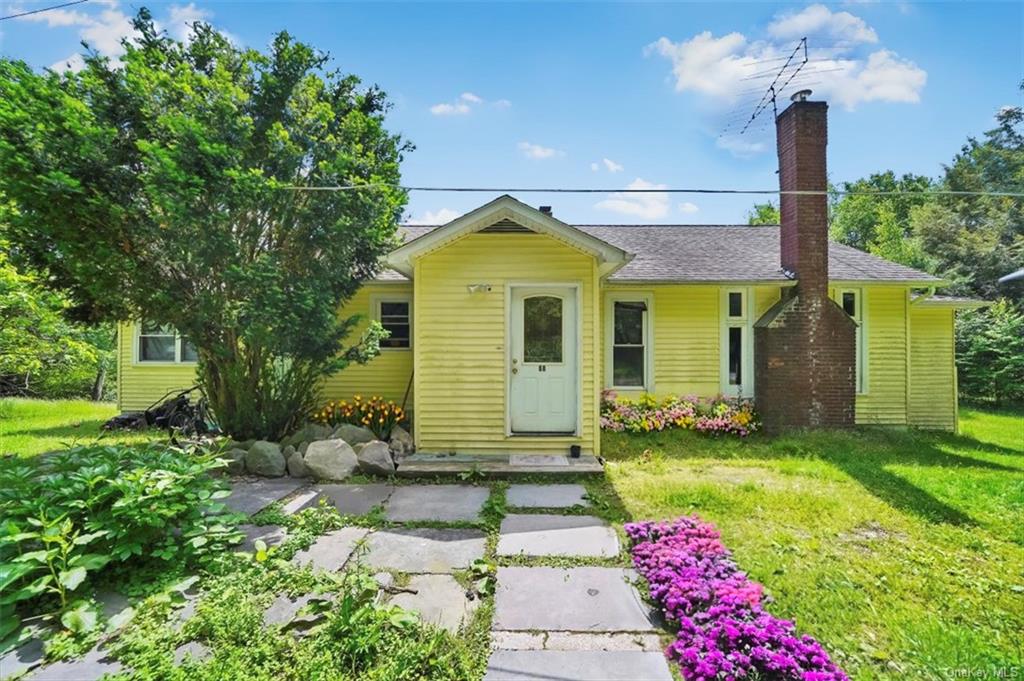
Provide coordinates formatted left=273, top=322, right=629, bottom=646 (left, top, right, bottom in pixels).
left=290, top=527, right=369, bottom=571
left=484, top=650, right=672, bottom=681
left=224, top=478, right=307, bottom=516
left=384, top=485, right=489, bottom=522
left=173, top=641, right=211, bottom=665
left=497, top=514, right=619, bottom=558
left=264, top=593, right=320, bottom=626
left=493, top=567, right=656, bottom=632
left=237, top=524, right=287, bottom=552
left=24, top=646, right=124, bottom=681
left=362, top=528, right=486, bottom=573
left=0, top=637, right=44, bottom=678
left=316, top=484, right=394, bottom=516
left=506, top=484, right=589, bottom=508
left=387, top=574, right=479, bottom=634
left=490, top=631, right=663, bottom=652
left=281, top=488, right=322, bottom=515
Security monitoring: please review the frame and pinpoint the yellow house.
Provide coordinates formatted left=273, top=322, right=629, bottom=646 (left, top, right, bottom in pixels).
left=116, top=99, right=987, bottom=454
left=116, top=194, right=983, bottom=455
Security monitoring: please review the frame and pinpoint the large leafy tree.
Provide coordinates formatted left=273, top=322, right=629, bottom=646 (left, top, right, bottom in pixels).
left=0, top=11, right=410, bottom=438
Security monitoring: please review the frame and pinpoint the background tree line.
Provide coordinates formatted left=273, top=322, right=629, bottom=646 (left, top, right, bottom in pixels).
left=747, top=91, right=1024, bottom=405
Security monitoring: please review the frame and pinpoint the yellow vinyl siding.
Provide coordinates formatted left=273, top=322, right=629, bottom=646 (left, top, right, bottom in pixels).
left=116, top=323, right=198, bottom=411
left=320, top=283, right=414, bottom=409
left=117, top=282, right=414, bottom=413
left=854, top=287, right=909, bottom=425
left=414, top=232, right=599, bottom=455
left=602, top=284, right=783, bottom=398
left=908, top=306, right=957, bottom=431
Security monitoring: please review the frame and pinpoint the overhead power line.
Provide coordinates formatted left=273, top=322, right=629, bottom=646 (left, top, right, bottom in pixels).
left=0, top=0, right=88, bottom=21
left=276, top=185, right=1024, bottom=199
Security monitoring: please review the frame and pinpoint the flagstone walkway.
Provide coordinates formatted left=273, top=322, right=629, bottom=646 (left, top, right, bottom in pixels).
left=9, top=480, right=672, bottom=681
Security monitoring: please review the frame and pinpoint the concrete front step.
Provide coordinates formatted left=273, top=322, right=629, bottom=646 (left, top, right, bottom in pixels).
left=396, top=453, right=603, bottom=477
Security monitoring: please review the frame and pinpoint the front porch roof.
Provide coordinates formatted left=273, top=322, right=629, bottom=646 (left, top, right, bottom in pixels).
left=384, top=195, right=633, bottom=278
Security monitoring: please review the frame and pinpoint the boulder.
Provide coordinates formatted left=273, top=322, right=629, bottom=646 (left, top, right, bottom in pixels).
left=303, top=439, right=358, bottom=481
left=357, top=440, right=395, bottom=477
left=389, top=425, right=415, bottom=458
left=224, top=448, right=247, bottom=475
left=287, top=449, right=310, bottom=478
left=244, top=441, right=286, bottom=477
left=333, top=423, right=375, bottom=446
left=298, top=441, right=310, bottom=456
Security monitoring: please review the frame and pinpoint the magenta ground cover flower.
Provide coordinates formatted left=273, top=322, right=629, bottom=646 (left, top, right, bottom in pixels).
left=626, top=516, right=848, bottom=681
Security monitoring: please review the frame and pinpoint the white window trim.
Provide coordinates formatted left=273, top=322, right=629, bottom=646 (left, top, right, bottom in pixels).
left=604, top=292, right=654, bottom=393
left=133, top=322, right=197, bottom=365
left=720, top=288, right=754, bottom=398
left=835, top=287, right=868, bottom=395
left=371, top=293, right=413, bottom=351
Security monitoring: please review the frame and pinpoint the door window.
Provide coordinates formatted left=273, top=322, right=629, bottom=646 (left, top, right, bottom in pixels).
left=523, top=296, right=563, bottom=363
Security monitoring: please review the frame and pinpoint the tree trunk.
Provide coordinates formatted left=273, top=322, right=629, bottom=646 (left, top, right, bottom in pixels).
left=90, top=364, right=107, bottom=401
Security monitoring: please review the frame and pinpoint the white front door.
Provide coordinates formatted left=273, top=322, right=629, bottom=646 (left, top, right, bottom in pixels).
left=510, top=286, right=578, bottom=433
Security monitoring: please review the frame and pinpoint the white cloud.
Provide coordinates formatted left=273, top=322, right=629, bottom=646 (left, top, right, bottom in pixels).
left=595, top=178, right=670, bottom=220
left=167, top=3, right=211, bottom=42
left=430, top=93, right=509, bottom=116
left=648, top=9, right=925, bottom=116
left=602, top=158, right=624, bottom=173
left=590, top=162, right=600, bottom=171
left=767, top=4, right=878, bottom=44
left=678, top=202, right=699, bottom=214
left=406, top=208, right=462, bottom=225
left=429, top=102, right=471, bottom=116
left=518, top=141, right=563, bottom=160
left=50, top=53, right=86, bottom=73
left=716, top=136, right=767, bottom=158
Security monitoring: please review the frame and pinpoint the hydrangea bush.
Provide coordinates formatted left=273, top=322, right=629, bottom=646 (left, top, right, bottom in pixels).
left=625, top=517, right=848, bottom=681
left=600, top=391, right=759, bottom=437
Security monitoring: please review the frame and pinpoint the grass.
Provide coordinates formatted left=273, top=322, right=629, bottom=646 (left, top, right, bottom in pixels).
left=602, top=406, right=1024, bottom=679
left=0, top=397, right=158, bottom=457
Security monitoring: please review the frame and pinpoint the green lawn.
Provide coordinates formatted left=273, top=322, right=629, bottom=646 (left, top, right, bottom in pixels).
left=0, top=397, right=157, bottom=457
left=603, top=407, right=1024, bottom=679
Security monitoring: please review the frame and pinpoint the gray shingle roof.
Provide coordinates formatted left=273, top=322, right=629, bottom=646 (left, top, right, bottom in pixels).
left=376, top=223, right=941, bottom=284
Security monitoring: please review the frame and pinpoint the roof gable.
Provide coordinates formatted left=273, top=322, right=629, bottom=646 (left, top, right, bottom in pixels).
left=385, top=195, right=633, bottom=278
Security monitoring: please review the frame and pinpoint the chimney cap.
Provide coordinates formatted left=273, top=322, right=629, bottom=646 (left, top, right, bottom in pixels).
left=790, top=89, right=813, bottom=103
left=539, top=205, right=552, bottom=215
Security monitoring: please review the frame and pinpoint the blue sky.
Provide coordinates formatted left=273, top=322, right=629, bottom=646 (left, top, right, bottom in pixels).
left=1, top=1, right=1021, bottom=224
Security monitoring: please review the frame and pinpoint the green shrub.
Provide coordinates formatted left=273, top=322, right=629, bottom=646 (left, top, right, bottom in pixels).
left=956, top=299, right=1024, bottom=405
left=0, top=443, right=239, bottom=638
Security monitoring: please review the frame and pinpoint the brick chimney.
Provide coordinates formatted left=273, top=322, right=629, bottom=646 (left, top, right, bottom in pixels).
left=753, top=95, right=856, bottom=432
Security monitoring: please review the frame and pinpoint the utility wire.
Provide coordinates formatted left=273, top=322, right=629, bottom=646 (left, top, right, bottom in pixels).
left=276, top=185, right=1024, bottom=198
left=0, top=0, right=87, bottom=21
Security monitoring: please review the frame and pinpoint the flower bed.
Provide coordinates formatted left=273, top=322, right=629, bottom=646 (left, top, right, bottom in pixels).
left=625, top=517, right=847, bottom=681
left=600, top=391, right=759, bottom=436
left=314, top=395, right=406, bottom=439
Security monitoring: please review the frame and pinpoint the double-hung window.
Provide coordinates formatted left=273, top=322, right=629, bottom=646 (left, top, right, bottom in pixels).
left=721, top=289, right=753, bottom=398
left=836, top=288, right=866, bottom=393
left=137, top=322, right=197, bottom=363
left=605, top=294, right=652, bottom=390
left=375, top=295, right=412, bottom=349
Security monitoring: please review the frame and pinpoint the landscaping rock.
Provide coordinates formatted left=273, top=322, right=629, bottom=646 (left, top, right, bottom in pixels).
left=303, top=439, right=358, bottom=481
left=389, top=425, right=414, bottom=457
left=298, top=441, right=310, bottom=456
left=224, top=448, right=247, bottom=475
left=333, top=423, right=375, bottom=446
left=244, top=441, right=286, bottom=477
left=173, top=641, right=211, bottom=665
left=286, top=449, right=310, bottom=478
left=357, top=440, right=395, bottom=476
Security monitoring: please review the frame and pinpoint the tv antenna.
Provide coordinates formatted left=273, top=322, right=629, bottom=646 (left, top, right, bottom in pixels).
left=718, top=37, right=810, bottom=138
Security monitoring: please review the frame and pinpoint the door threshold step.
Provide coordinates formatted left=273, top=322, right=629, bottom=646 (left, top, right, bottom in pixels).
left=396, top=453, right=603, bottom=477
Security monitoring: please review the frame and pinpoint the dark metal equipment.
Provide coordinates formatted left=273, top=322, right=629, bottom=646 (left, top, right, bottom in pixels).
left=103, top=386, right=218, bottom=440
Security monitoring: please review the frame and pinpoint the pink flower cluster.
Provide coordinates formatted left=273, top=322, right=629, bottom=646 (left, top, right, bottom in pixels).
left=600, top=391, right=759, bottom=437
left=625, top=517, right=848, bottom=681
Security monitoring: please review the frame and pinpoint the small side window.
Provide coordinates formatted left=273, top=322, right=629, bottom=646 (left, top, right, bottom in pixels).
left=139, top=322, right=176, bottom=362
left=378, top=300, right=411, bottom=349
